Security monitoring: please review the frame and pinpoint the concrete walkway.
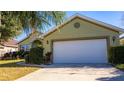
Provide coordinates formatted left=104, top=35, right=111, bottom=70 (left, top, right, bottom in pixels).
left=17, top=63, right=124, bottom=81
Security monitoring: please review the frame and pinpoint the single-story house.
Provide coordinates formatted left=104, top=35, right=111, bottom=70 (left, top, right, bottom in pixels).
left=0, top=39, right=18, bottom=57
left=18, top=14, right=124, bottom=64
left=120, top=37, right=124, bottom=45
left=18, top=31, right=43, bottom=51
left=43, top=14, right=124, bottom=64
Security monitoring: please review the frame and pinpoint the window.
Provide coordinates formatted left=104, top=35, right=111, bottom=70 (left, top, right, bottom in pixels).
left=21, top=44, right=31, bottom=51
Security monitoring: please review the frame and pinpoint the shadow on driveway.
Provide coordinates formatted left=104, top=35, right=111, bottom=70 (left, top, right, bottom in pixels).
left=43, top=63, right=113, bottom=68
left=96, top=68, right=124, bottom=81
left=96, top=75, right=124, bottom=81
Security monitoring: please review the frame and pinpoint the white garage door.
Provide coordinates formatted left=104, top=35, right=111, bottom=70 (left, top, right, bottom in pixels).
left=53, top=39, right=108, bottom=63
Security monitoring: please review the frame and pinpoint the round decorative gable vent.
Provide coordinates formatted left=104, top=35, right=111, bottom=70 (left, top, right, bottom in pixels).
left=74, top=22, right=80, bottom=29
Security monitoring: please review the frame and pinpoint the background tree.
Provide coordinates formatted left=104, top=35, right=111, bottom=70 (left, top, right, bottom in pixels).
left=0, top=11, right=66, bottom=42
left=0, top=12, right=22, bottom=43
left=10, top=11, right=66, bottom=34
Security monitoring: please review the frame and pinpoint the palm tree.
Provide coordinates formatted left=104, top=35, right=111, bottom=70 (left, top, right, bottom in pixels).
left=11, top=11, right=66, bottom=34
left=0, top=11, right=66, bottom=42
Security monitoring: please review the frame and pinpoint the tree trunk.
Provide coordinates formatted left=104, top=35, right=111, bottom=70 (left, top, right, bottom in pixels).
left=32, top=28, right=36, bottom=33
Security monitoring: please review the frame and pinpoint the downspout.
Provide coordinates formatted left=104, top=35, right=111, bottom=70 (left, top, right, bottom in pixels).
left=0, top=11, right=1, bottom=43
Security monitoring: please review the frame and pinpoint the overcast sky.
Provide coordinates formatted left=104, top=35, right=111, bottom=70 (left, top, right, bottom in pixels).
left=16, top=11, right=124, bottom=41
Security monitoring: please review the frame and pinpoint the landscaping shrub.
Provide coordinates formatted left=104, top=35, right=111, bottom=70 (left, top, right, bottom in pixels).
left=32, top=40, right=42, bottom=48
left=109, top=46, right=124, bottom=64
left=28, top=47, right=44, bottom=64
left=44, top=52, right=52, bottom=64
left=16, top=50, right=29, bottom=59
left=1, top=50, right=30, bottom=60
left=25, top=54, right=30, bottom=64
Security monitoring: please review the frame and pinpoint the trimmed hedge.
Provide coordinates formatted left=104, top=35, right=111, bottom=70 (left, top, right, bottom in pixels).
left=26, top=47, right=44, bottom=65
left=32, top=40, right=42, bottom=48
left=1, top=50, right=29, bottom=60
left=109, top=46, right=124, bottom=64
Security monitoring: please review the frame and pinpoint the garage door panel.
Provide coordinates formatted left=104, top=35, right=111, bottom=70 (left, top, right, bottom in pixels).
left=53, top=39, right=108, bottom=63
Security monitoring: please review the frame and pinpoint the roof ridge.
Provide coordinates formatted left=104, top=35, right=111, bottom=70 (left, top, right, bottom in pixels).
left=18, top=31, right=43, bottom=44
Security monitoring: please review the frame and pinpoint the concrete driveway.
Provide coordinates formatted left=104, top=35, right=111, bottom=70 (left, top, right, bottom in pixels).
left=17, top=63, right=124, bottom=81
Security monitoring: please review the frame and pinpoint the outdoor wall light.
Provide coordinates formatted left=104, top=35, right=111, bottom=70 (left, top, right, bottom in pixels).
left=47, top=40, right=49, bottom=44
left=112, top=36, right=116, bottom=43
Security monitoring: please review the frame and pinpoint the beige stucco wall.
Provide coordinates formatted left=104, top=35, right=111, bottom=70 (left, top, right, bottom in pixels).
left=43, top=18, right=120, bottom=54
left=120, top=38, right=124, bottom=45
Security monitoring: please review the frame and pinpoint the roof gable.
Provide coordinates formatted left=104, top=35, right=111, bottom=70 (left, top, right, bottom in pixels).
left=18, top=31, right=43, bottom=44
left=43, top=14, right=124, bottom=37
left=1, top=39, right=18, bottom=48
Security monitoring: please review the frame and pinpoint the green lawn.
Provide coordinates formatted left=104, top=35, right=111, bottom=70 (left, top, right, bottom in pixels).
left=0, top=59, right=40, bottom=81
left=0, top=59, right=24, bottom=64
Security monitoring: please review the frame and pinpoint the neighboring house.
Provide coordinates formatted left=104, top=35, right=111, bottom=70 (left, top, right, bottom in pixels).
left=18, top=31, right=43, bottom=51
left=120, top=37, right=124, bottom=45
left=0, top=40, right=18, bottom=57
left=43, top=14, right=124, bottom=64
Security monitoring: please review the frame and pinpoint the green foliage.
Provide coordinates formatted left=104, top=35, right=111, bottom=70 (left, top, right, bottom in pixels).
left=109, top=46, right=124, bottom=64
left=32, top=40, right=42, bottom=48
left=116, top=64, right=124, bottom=70
left=0, top=11, right=66, bottom=42
left=44, top=52, right=52, bottom=64
left=27, top=47, right=44, bottom=64
left=25, top=54, right=30, bottom=64
left=10, top=11, right=66, bottom=34
left=0, top=12, right=22, bottom=42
